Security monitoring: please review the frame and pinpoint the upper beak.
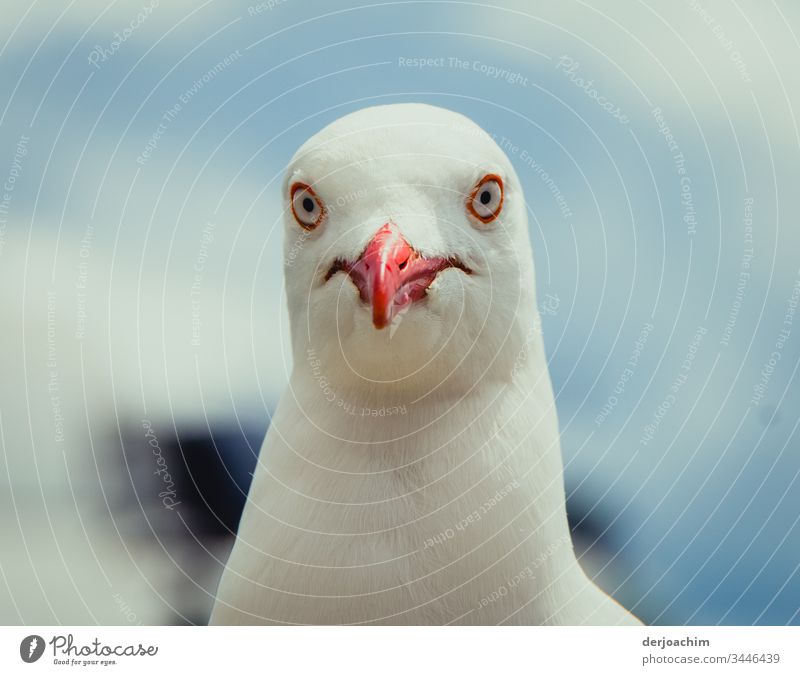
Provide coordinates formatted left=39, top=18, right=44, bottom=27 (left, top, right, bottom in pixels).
left=332, top=223, right=471, bottom=330
left=351, top=223, right=414, bottom=329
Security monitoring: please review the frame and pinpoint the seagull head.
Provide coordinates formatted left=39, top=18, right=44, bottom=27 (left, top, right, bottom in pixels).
left=283, top=103, right=538, bottom=386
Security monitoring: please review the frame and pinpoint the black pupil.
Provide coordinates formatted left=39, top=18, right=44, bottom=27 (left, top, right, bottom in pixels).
left=480, top=190, right=492, bottom=205
left=302, top=197, right=315, bottom=213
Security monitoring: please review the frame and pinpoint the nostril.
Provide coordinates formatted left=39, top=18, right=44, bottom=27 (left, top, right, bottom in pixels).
left=397, top=251, right=411, bottom=271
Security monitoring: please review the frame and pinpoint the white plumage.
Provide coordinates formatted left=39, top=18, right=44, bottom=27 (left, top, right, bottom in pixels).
left=210, top=103, right=641, bottom=625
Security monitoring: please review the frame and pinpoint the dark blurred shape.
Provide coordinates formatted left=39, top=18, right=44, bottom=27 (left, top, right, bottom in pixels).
left=566, top=490, right=661, bottom=625
left=111, top=419, right=265, bottom=624
left=171, top=428, right=260, bottom=535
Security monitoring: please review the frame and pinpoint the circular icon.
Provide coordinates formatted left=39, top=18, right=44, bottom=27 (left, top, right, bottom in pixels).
left=20, top=635, right=45, bottom=663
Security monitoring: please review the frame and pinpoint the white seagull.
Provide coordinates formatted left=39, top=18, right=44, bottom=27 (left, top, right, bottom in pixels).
left=211, top=103, right=641, bottom=625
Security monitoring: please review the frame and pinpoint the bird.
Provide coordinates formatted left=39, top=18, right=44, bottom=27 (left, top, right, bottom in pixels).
left=210, top=103, right=641, bottom=625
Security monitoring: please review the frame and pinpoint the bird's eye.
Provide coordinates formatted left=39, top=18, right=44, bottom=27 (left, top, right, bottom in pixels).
left=467, top=174, right=504, bottom=224
left=290, top=183, right=325, bottom=229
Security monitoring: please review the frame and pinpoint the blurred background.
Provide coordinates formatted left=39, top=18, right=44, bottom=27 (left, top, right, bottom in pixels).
left=0, top=0, right=798, bottom=625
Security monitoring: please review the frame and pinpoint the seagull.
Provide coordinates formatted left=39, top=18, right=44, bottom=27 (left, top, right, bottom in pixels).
left=210, top=103, right=641, bottom=625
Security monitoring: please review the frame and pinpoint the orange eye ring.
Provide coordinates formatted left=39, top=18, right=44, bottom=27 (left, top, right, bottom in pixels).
left=290, top=182, right=326, bottom=230
left=467, top=174, right=504, bottom=224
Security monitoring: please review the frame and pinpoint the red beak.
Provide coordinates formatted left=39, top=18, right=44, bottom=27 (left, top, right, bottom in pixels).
left=353, top=223, right=413, bottom=329
left=345, top=223, right=461, bottom=330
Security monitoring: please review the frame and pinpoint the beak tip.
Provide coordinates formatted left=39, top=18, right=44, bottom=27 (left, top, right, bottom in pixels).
left=372, top=312, right=391, bottom=330
left=358, top=223, right=415, bottom=331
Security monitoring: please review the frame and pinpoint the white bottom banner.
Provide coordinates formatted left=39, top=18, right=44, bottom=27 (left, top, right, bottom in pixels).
left=1, top=626, right=797, bottom=674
